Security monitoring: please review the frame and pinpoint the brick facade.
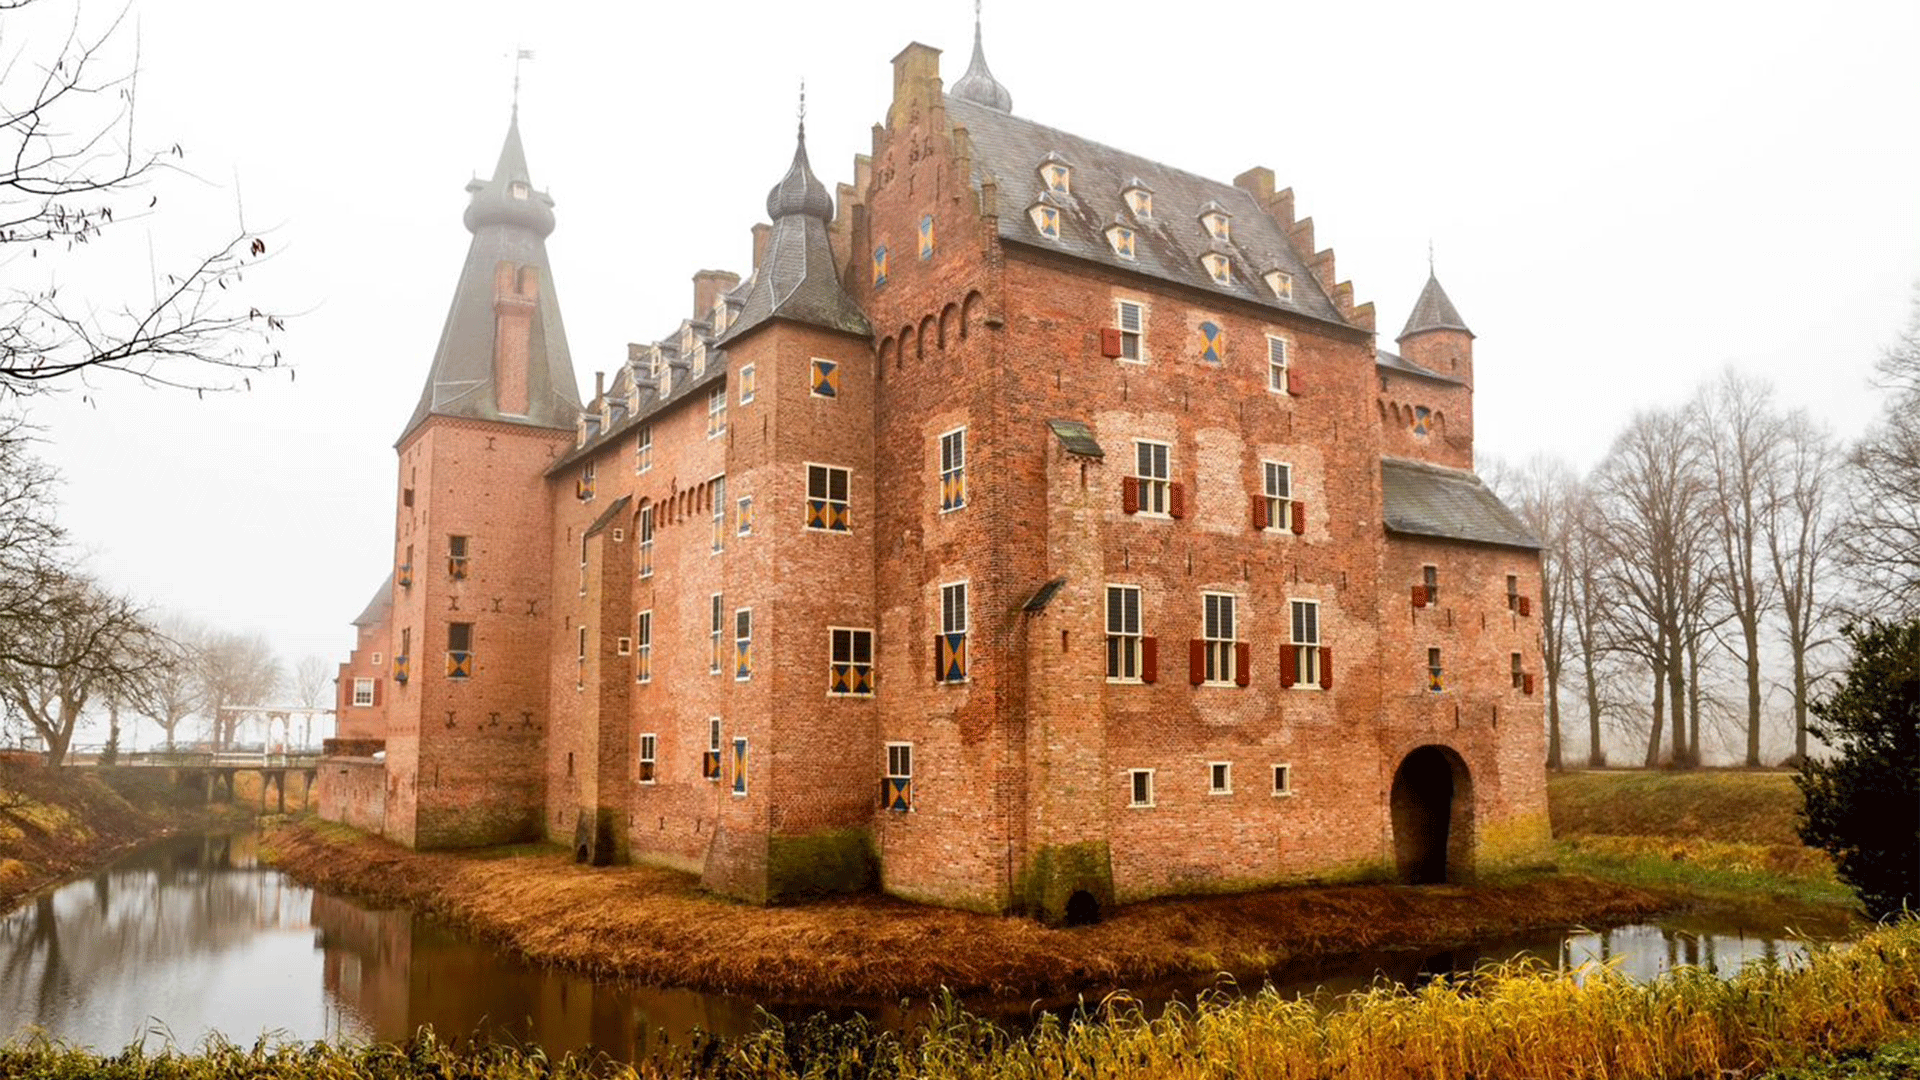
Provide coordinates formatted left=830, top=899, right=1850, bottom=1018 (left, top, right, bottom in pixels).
left=318, top=29, right=1549, bottom=920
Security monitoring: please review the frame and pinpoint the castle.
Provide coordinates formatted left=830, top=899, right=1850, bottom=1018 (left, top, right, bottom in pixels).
left=320, top=21, right=1549, bottom=922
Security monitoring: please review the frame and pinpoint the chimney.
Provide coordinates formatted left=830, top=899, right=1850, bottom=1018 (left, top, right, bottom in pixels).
left=889, top=43, right=942, bottom=129
left=692, top=270, right=740, bottom=321
left=593, top=370, right=605, bottom=407
left=751, top=224, right=772, bottom=274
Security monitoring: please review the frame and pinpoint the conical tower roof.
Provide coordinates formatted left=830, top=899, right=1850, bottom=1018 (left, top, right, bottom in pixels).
left=399, top=115, right=581, bottom=442
left=1398, top=272, right=1474, bottom=341
left=721, top=123, right=870, bottom=345
left=951, top=8, right=1012, bottom=113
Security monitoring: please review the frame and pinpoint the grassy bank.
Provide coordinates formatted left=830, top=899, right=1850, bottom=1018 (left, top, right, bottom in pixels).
left=263, top=818, right=1663, bottom=1000
left=1547, top=769, right=1857, bottom=915
left=7, top=917, right=1918, bottom=1079
left=0, top=757, right=250, bottom=913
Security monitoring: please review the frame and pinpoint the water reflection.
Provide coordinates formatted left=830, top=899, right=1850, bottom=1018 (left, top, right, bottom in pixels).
left=0, top=831, right=1840, bottom=1059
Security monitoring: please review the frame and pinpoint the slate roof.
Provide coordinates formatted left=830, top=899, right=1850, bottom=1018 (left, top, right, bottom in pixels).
left=1381, top=458, right=1539, bottom=550
left=944, top=94, right=1348, bottom=329
left=1047, top=418, right=1105, bottom=458
left=400, top=116, right=582, bottom=443
left=583, top=494, right=632, bottom=538
left=1376, top=347, right=1465, bottom=386
left=719, top=129, right=870, bottom=347
left=1398, top=273, right=1473, bottom=340
left=1023, top=578, right=1068, bottom=612
left=351, top=573, right=393, bottom=628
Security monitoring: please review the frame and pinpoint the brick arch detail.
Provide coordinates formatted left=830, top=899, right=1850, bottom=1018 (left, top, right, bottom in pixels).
left=960, top=290, right=984, bottom=340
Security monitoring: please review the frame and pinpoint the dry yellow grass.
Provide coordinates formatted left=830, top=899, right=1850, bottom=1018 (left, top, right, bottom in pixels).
left=266, top=818, right=1666, bottom=1000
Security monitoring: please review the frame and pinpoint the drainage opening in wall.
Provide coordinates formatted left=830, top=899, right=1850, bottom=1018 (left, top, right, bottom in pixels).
left=1063, top=890, right=1101, bottom=927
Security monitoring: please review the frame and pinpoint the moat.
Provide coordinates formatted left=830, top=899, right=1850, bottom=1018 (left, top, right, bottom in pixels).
left=0, top=831, right=1837, bottom=1059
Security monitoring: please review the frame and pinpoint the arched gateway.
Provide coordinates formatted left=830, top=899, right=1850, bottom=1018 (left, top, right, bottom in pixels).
left=1389, top=745, right=1474, bottom=884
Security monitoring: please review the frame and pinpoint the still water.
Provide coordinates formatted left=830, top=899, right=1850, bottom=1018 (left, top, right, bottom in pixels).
left=0, top=832, right=1839, bottom=1058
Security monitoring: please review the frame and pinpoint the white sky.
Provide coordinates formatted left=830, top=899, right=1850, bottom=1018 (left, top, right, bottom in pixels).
left=19, top=0, right=1920, bottom=676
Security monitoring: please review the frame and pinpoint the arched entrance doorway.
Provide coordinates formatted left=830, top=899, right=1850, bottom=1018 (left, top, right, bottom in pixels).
left=1389, top=745, right=1473, bottom=884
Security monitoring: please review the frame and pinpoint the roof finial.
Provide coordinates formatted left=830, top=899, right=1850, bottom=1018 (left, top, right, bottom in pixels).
left=952, top=0, right=1013, bottom=112
left=1427, top=238, right=1435, bottom=275
left=511, top=47, right=534, bottom=120
left=798, top=78, right=806, bottom=140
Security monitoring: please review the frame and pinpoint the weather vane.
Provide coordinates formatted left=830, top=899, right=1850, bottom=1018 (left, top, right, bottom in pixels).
left=798, top=78, right=807, bottom=137
left=511, top=47, right=535, bottom=118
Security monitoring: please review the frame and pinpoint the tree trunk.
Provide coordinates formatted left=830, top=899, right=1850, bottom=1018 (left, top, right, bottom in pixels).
left=1584, top=656, right=1606, bottom=767
left=1742, top=614, right=1762, bottom=766
left=1792, top=641, right=1809, bottom=763
left=1686, top=635, right=1702, bottom=767
left=1645, top=658, right=1667, bottom=767
left=1546, top=673, right=1564, bottom=770
left=1668, top=636, right=1688, bottom=767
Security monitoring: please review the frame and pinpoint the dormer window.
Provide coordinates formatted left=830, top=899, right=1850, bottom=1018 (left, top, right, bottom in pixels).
left=1264, top=269, right=1294, bottom=301
left=1200, top=203, right=1232, bottom=242
left=575, top=414, right=587, bottom=448
left=711, top=299, right=730, bottom=334
left=509, top=181, right=529, bottom=201
left=1201, top=251, right=1232, bottom=286
left=681, top=326, right=696, bottom=355
left=1039, top=153, right=1072, bottom=194
left=1030, top=203, right=1061, bottom=240
left=1106, top=224, right=1136, bottom=260
left=692, top=343, right=707, bottom=377
left=1123, top=180, right=1153, bottom=219
left=648, top=346, right=663, bottom=380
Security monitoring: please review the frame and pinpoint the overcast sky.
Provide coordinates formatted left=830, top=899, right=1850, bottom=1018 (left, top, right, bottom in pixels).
left=15, top=0, right=1920, bottom=689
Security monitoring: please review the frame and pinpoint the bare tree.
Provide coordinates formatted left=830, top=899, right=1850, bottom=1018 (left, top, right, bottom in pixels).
left=0, top=1, right=287, bottom=397
left=123, top=614, right=202, bottom=753
left=193, top=631, right=279, bottom=750
left=1565, top=486, right=1613, bottom=766
left=1504, top=455, right=1580, bottom=769
left=1841, top=285, right=1920, bottom=614
left=292, top=654, right=330, bottom=749
left=1766, top=411, right=1844, bottom=764
left=1695, top=371, right=1782, bottom=766
left=0, top=570, right=163, bottom=764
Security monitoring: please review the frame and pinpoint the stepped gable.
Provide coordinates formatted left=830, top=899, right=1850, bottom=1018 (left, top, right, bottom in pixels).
left=1381, top=458, right=1538, bottom=549
left=1398, top=272, right=1473, bottom=339
left=1376, top=346, right=1465, bottom=385
left=945, top=94, right=1347, bottom=328
left=399, top=115, right=581, bottom=442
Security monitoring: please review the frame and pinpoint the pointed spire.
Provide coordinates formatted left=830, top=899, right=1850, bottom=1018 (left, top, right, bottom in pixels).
left=463, top=113, right=554, bottom=237
left=765, top=104, right=834, bottom=222
left=952, top=0, right=1013, bottom=113
left=1398, top=270, right=1474, bottom=341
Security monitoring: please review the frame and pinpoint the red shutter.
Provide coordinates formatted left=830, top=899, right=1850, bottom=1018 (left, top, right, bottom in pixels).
left=1279, top=643, right=1297, bottom=688
left=1411, top=584, right=1427, bottom=608
left=1122, top=476, right=1140, bottom=515
left=1252, top=496, right=1268, bottom=531
left=1519, top=596, right=1532, bottom=617
left=1169, top=482, right=1187, bottom=520
left=1189, top=639, right=1206, bottom=685
left=1523, top=673, right=1535, bottom=696
left=372, top=678, right=383, bottom=706
left=1234, top=642, right=1251, bottom=687
left=1100, top=327, right=1124, bottom=358
left=1141, top=636, right=1159, bottom=684
left=1320, top=646, right=1334, bottom=690
left=933, top=635, right=943, bottom=683
left=1290, top=502, right=1306, bottom=535
left=1287, top=369, right=1304, bottom=397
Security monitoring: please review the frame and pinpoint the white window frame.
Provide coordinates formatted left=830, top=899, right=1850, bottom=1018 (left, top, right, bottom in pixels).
left=939, top=580, right=969, bottom=684
left=710, top=475, right=727, bottom=554
left=1202, top=592, right=1239, bottom=686
left=1426, top=564, right=1441, bottom=603
left=1262, top=460, right=1293, bottom=533
left=636, top=424, right=653, bottom=473
left=580, top=459, right=597, bottom=502
left=1272, top=763, right=1293, bottom=797
left=616, top=636, right=632, bottom=656
left=1129, top=768, right=1155, bottom=808
left=1133, top=439, right=1171, bottom=517
left=1266, top=335, right=1290, bottom=394
left=707, top=384, right=727, bottom=438
left=885, top=742, right=913, bottom=811
left=578, top=533, right=588, bottom=596
left=829, top=626, right=875, bottom=697
left=709, top=593, right=724, bottom=675
left=1115, top=300, right=1146, bottom=364
left=1125, top=187, right=1152, bottom=219
left=635, top=610, right=652, bottom=684
left=805, top=463, right=852, bottom=534
left=1290, top=599, right=1322, bottom=689
left=1209, top=761, right=1233, bottom=795
left=1429, top=647, right=1445, bottom=693
left=939, top=427, right=967, bottom=514
left=737, top=495, right=753, bottom=536
left=1105, top=584, right=1143, bottom=683
left=738, top=363, right=756, bottom=405
left=731, top=735, right=748, bottom=797
left=734, top=607, right=752, bottom=682
left=637, top=505, right=655, bottom=579
left=637, top=733, right=657, bottom=785
left=1266, top=270, right=1293, bottom=301
left=351, top=678, right=375, bottom=708
left=371, top=651, right=383, bottom=666
left=1107, top=225, right=1136, bottom=260
left=576, top=625, right=588, bottom=690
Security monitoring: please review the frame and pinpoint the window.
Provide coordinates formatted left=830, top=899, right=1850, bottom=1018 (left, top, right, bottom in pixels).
left=1124, top=185, right=1152, bottom=218
left=638, top=734, right=657, bottom=784
left=936, top=581, right=969, bottom=683
left=1290, top=600, right=1322, bottom=688
left=352, top=678, right=374, bottom=707
left=1201, top=251, right=1231, bottom=285
left=1202, top=593, right=1238, bottom=685
left=1201, top=206, right=1231, bottom=241
left=1107, top=225, right=1135, bottom=259
left=810, top=358, right=839, bottom=398
left=1507, top=574, right=1520, bottom=611
left=830, top=627, right=874, bottom=696
left=446, top=622, right=473, bottom=679
left=400, top=543, right=414, bottom=588
left=1265, top=269, right=1294, bottom=300
left=736, top=496, right=753, bottom=536
left=1266, top=335, right=1290, bottom=394
left=1512, top=651, right=1525, bottom=691
left=637, top=505, right=654, bottom=578
left=1041, top=157, right=1071, bottom=193
left=1106, top=585, right=1142, bottom=681
left=1262, top=461, right=1293, bottom=532
left=636, top=425, right=653, bottom=473
left=1030, top=202, right=1061, bottom=239
left=709, top=594, right=724, bottom=675
left=371, top=652, right=383, bottom=666
left=1199, top=321, right=1224, bottom=364
left=1129, top=768, right=1155, bottom=808
left=731, top=736, right=748, bottom=796
left=510, top=180, right=529, bottom=201
left=873, top=244, right=889, bottom=287
left=884, top=743, right=913, bottom=811
left=707, top=385, right=727, bottom=438
left=738, top=364, right=756, bottom=405
left=1209, top=762, right=1232, bottom=795
left=713, top=298, right=731, bottom=335
left=919, top=214, right=935, bottom=260
left=577, top=461, right=596, bottom=501
left=734, top=608, right=752, bottom=681
left=711, top=476, right=727, bottom=554
left=1115, top=300, right=1144, bottom=362
left=1133, top=440, right=1170, bottom=516
left=691, top=343, right=708, bottom=378
left=939, top=428, right=966, bottom=512
left=576, top=625, right=588, bottom=689
left=448, top=535, right=469, bottom=580
left=635, top=611, right=652, bottom=683
left=806, top=464, right=851, bottom=532
left=1424, top=565, right=1440, bottom=603
left=1428, top=647, right=1444, bottom=693
left=703, top=718, right=722, bottom=781
left=578, top=533, right=588, bottom=595
left=1272, top=763, right=1292, bottom=797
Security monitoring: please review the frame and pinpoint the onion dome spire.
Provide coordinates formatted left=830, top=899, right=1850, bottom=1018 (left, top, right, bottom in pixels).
left=952, top=1, right=1013, bottom=113
left=766, top=86, right=834, bottom=221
